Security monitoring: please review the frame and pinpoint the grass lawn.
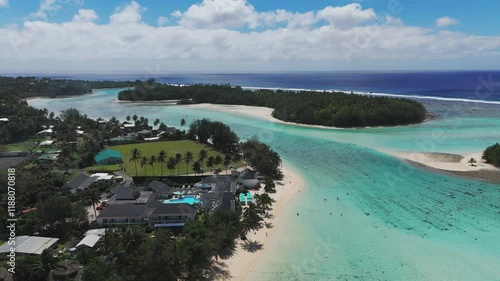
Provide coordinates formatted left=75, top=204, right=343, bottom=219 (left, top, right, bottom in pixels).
left=86, top=164, right=122, bottom=173
left=0, top=138, right=44, bottom=152
left=108, top=140, right=227, bottom=177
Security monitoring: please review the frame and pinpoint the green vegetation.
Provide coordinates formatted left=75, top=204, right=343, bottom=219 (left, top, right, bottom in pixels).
left=118, top=83, right=427, bottom=128
left=242, top=137, right=283, bottom=179
left=187, top=118, right=239, bottom=153
left=110, top=140, right=226, bottom=176
left=0, top=76, right=134, bottom=99
left=483, top=143, right=500, bottom=167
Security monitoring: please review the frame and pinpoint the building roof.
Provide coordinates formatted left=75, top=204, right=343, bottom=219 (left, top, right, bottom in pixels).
left=110, top=185, right=136, bottom=200
left=65, top=173, right=90, bottom=190
left=152, top=203, right=196, bottom=215
left=36, top=128, right=53, bottom=135
left=199, top=175, right=235, bottom=192
left=239, top=168, right=256, bottom=180
left=148, top=180, right=172, bottom=196
left=0, top=118, right=9, bottom=122
left=95, top=149, right=123, bottom=163
left=97, top=204, right=146, bottom=218
left=39, top=140, right=54, bottom=146
left=0, top=236, right=58, bottom=255
left=200, top=192, right=235, bottom=213
left=37, top=153, right=59, bottom=161
left=76, top=234, right=101, bottom=248
left=90, top=173, right=114, bottom=181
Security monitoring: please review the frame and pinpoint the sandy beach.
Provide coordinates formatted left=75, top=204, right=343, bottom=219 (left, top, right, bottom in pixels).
left=387, top=150, right=500, bottom=183
left=221, top=164, right=305, bottom=281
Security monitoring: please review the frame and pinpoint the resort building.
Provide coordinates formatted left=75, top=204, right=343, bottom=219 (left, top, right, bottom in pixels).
left=237, top=168, right=259, bottom=188
left=76, top=229, right=106, bottom=248
left=64, top=173, right=98, bottom=193
left=200, top=192, right=236, bottom=214
left=194, top=175, right=237, bottom=193
left=94, top=149, right=124, bottom=166
left=150, top=203, right=196, bottom=227
left=97, top=204, right=147, bottom=225
left=148, top=180, right=172, bottom=199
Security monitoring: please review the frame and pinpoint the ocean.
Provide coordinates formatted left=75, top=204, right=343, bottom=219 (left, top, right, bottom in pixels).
left=27, top=71, right=500, bottom=280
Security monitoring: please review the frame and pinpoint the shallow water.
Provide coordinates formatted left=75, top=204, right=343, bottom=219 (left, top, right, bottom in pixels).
left=29, top=89, right=500, bottom=280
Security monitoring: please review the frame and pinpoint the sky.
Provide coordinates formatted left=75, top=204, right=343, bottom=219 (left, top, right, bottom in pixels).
left=0, top=0, right=499, bottom=73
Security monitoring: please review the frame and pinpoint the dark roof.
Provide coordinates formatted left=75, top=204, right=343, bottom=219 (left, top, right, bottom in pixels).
left=114, top=186, right=136, bottom=200
left=200, top=175, right=235, bottom=192
left=98, top=205, right=146, bottom=218
left=65, top=173, right=90, bottom=189
left=239, top=168, right=256, bottom=180
left=148, top=180, right=172, bottom=195
left=200, top=192, right=235, bottom=213
left=152, top=203, right=196, bottom=215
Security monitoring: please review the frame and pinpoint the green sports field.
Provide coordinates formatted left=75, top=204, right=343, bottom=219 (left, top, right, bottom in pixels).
left=108, top=140, right=227, bottom=176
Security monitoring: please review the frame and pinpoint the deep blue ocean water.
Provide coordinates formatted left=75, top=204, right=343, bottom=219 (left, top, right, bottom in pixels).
left=44, top=70, right=500, bottom=102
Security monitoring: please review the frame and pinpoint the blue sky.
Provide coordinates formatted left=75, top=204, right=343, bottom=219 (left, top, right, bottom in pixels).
left=0, top=0, right=499, bottom=72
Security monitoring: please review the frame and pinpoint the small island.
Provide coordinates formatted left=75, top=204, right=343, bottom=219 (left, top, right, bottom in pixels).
left=118, top=82, right=427, bottom=128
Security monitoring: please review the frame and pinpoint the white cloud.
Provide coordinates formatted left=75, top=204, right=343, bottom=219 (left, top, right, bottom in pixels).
left=316, top=3, right=376, bottom=29
left=1, top=1, right=499, bottom=72
left=384, top=16, right=403, bottom=26
left=436, top=16, right=459, bottom=28
left=109, top=1, right=144, bottom=25
left=73, top=9, right=97, bottom=22
left=157, top=16, right=169, bottom=26
left=178, top=0, right=257, bottom=29
left=30, top=0, right=61, bottom=20
left=0, top=0, right=9, bottom=8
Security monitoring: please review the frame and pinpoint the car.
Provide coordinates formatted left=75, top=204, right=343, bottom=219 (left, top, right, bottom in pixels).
left=96, top=206, right=104, bottom=211
left=100, top=201, right=108, bottom=207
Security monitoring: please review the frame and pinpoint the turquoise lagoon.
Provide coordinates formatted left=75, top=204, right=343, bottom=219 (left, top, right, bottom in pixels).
left=29, top=89, right=500, bottom=280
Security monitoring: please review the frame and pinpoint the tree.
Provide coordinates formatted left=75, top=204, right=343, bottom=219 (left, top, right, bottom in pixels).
left=129, top=148, right=141, bottom=176
left=126, top=115, right=131, bottom=121
left=167, top=156, right=177, bottom=175
left=83, top=187, right=101, bottom=220
left=180, top=118, right=186, bottom=129
left=192, top=161, right=202, bottom=175
left=240, top=203, right=263, bottom=240
left=132, top=114, right=138, bottom=122
left=232, top=152, right=242, bottom=167
left=175, top=153, right=183, bottom=175
left=214, top=154, right=223, bottom=167
left=149, top=155, right=157, bottom=176
left=206, top=156, right=215, bottom=172
left=263, top=177, right=276, bottom=193
left=157, top=150, right=167, bottom=176
left=140, top=156, right=148, bottom=176
left=154, top=118, right=160, bottom=126
left=255, top=193, right=275, bottom=211
left=223, top=154, right=232, bottom=174
left=82, top=259, right=111, bottom=281
left=184, top=151, right=193, bottom=175
left=198, top=149, right=208, bottom=172
left=468, top=157, right=477, bottom=166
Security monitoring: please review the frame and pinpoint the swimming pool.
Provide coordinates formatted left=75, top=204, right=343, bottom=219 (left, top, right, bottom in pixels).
left=163, top=196, right=200, bottom=205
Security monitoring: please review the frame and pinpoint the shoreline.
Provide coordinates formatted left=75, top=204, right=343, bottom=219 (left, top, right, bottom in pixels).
left=387, top=150, right=500, bottom=184
left=222, top=163, right=305, bottom=281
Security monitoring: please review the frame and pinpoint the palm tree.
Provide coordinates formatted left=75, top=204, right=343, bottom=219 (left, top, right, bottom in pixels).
left=149, top=155, right=157, bottom=176
left=255, top=193, right=275, bottom=211
left=84, top=187, right=101, bottom=220
left=129, top=148, right=141, bottom=176
left=167, top=156, right=177, bottom=175
left=198, top=149, right=208, bottom=172
left=214, top=154, right=223, bottom=167
left=468, top=157, right=477, bottom=166
left=154, top=118, right=160, bottom=126
left=132, top=114, right=138, bottom=122
left=126, top=115, right=131, bottom=121
left=206, top=156, right=215, bottom=172
left=232, top=152, right=242, bottom=167
left=184, top=151, right=193, bottom=175
left=175, top=153, right=183, bottom=175
left=223, top=154, right=232, bottom=174
left=157, top=150, right=167, bottom=176
left=192, top=161, right=201, bottom=175
left=180, top=118, right=186, bottom=129
left=140, top=156, right=148, bottom=176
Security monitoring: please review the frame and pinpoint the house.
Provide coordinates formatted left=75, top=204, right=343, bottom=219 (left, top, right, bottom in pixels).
left=38, top=140, right=55, bottom=148
left=0, top=118, right=9, bottom=122
left=64, top=173, right=98, bottom=193
left=0, top=236, right=58, bottom=257
left=36, top=128, right=53, bottom=137
left=237, top=168, right=259, bottom=188
left=75, top=229, right=106, bottom=248
left=194, top=175, right=237, bottom=193
left=96, top=204, right=147, bottom=226
left=37, top=153, right=59, bottom=163
left=107, top=185, right=153, bottom=204
left=94, top=149, right=123, bottom=166
left=148, top=180, right=172, bottom=199
left=200, top=192, right=236, bottom=214
left=150, top=203, right=196, bottom=227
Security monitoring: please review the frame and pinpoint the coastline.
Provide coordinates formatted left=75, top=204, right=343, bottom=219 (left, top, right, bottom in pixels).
left=387, top=150, right=500, bottom=184
left=22, top=90, right=98, bottom=101
left=222, top=163, right=305, bottom=281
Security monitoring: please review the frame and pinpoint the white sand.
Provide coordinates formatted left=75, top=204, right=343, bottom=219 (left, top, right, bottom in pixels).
left=387, top=151, right=497, bottom=172
left=222, top=164, right=305, bottom=281
left=185, top=103, right=343, bottom=130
